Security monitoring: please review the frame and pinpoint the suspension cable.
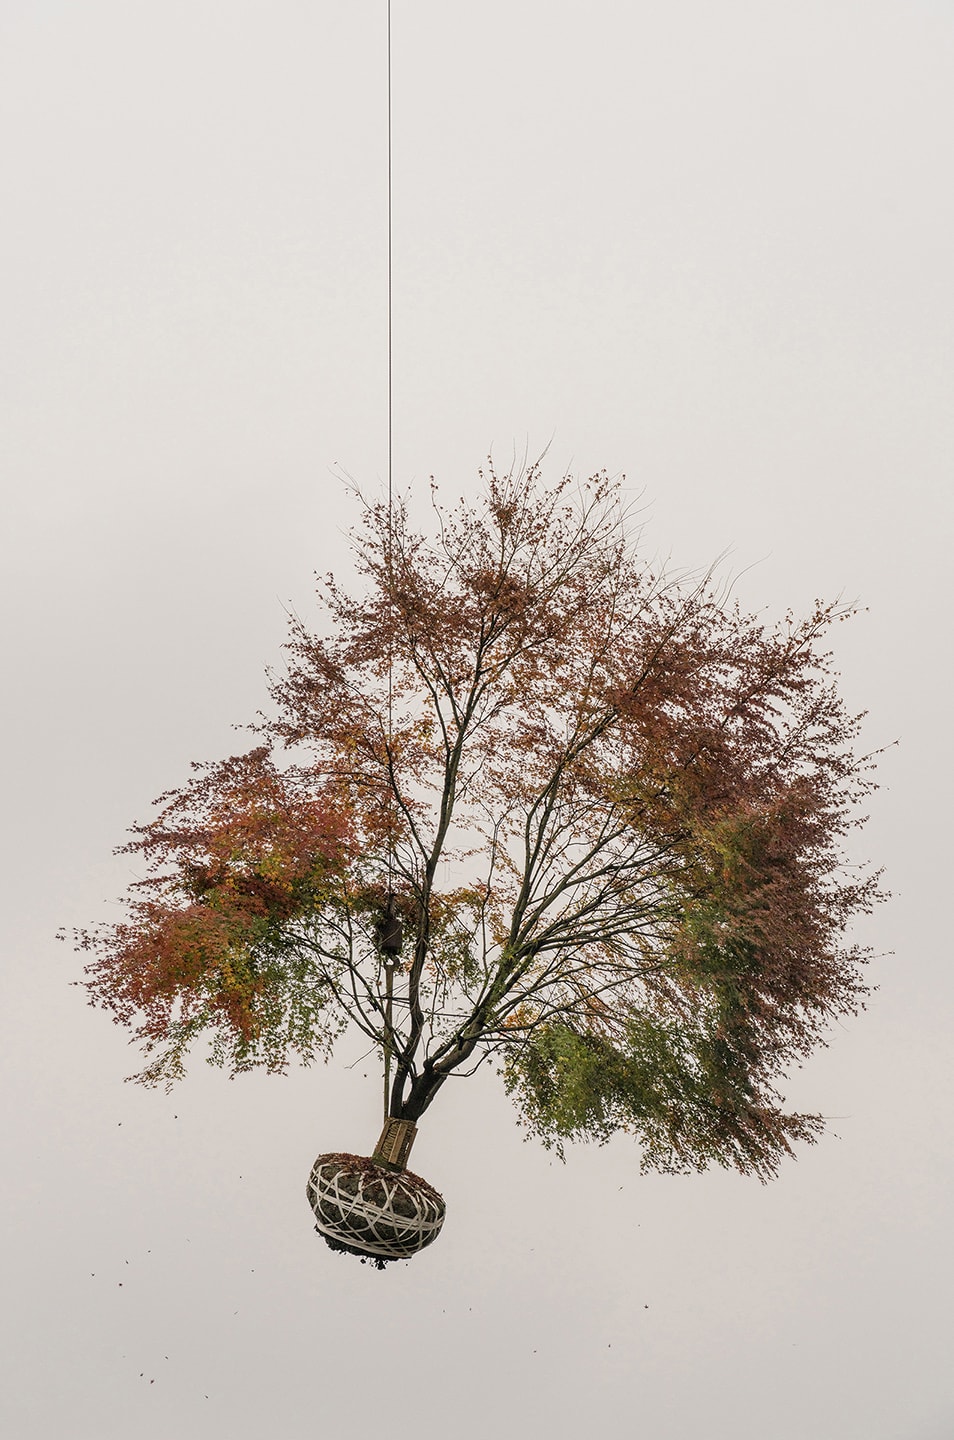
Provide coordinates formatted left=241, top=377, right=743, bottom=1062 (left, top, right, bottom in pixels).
left=387, top=0, right=393, bottom=532
left=383, top=0, right=395, bottom=1123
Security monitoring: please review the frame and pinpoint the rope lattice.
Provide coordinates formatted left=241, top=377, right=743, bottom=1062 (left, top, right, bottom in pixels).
left=306, top=1153, right=446, bottom=1261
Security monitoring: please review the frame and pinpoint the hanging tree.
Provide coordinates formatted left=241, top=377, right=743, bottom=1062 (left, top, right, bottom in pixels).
left=74, top=464, right=880, bottom=1264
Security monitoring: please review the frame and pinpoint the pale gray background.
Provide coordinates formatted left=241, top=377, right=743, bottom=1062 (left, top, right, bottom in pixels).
left=1, top=2, right=952, bottom=1437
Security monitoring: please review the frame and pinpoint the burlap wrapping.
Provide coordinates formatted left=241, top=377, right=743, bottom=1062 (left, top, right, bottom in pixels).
left=372, top=1116, right=417, bottom=1169
left=306, top=1152, right=446, bottom=1261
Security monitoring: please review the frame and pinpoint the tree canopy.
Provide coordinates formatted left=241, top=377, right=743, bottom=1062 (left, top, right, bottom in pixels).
left=76, top=465, right=880, bottom=1180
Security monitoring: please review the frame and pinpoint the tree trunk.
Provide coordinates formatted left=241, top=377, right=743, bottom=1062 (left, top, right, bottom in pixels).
left=371, top=1116, right=418, bottom=1170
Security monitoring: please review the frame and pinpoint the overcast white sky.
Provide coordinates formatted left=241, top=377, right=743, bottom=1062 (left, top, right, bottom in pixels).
left=2, top=2, right=953, bottom=1437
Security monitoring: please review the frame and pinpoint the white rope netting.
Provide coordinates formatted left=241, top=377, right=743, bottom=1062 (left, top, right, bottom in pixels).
left=306, top=1154, right=446, bottom=1261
